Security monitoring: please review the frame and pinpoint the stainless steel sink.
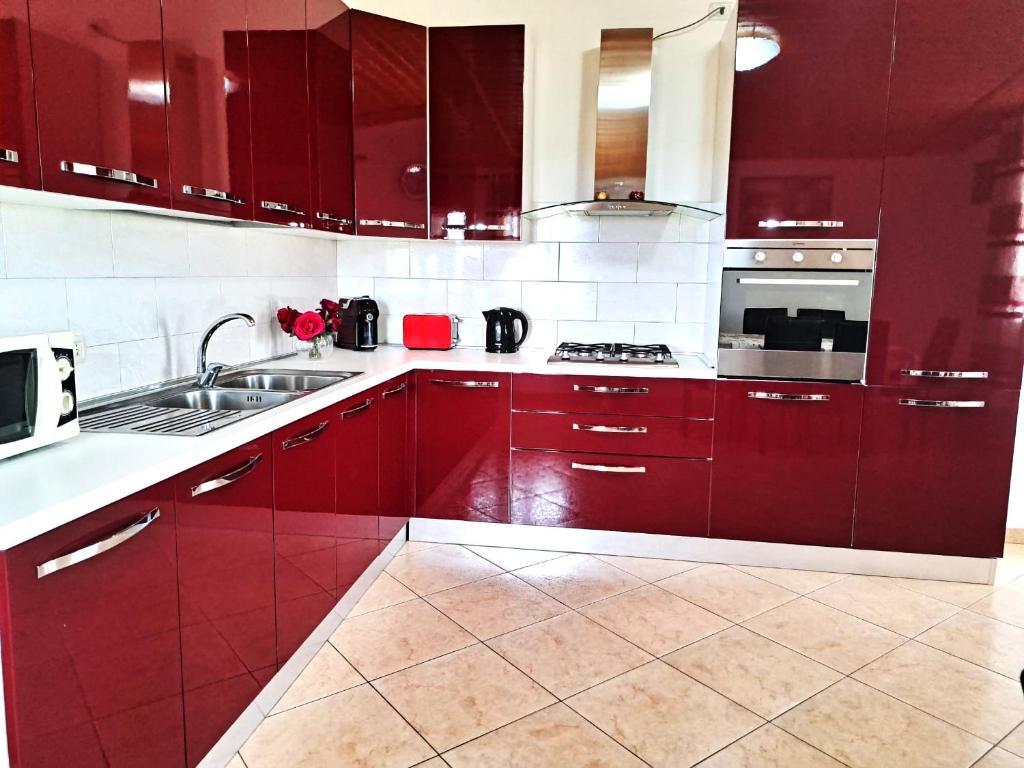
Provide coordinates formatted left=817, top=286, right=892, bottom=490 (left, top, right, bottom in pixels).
left=217, top=370, right=357, bottom=392
left=149, top=388, right=301, bottom=411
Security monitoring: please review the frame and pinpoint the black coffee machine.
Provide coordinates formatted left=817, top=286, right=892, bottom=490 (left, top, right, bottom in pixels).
left=335, top=296, right=379, bottom=350
left=483, top=307, right=529, bottom=353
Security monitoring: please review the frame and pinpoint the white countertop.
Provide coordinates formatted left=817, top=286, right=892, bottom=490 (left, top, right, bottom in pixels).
left=0, top=346, right=715, bottom=550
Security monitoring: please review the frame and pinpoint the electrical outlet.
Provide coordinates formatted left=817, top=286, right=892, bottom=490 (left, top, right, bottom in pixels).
left=709, top=2, right=730, bottom=18
left=73, top=335, right=87, bottom=361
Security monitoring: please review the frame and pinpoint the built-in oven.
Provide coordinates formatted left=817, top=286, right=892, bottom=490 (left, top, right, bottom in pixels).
left=718, top=240, right=876, bottom=382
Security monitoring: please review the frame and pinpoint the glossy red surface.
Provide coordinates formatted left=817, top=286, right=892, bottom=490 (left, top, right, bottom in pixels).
left=867, top=0, right=1024, bottom=389
left=378, top=375, right=412, bottom=539
left=726, top=0, right=896, bottom=239
left=29, top=0, right=170, bottom=206
left=335, top=391, right=380, bottom=593
left=513, top=374, right=715, bottom=418
left=709, top=381, right=863, bottom=547
left=163, top=0, right=254, bottom=219
left=351, top=11, right=427, bottom=238
left=0, top=0, right=40, bottom=189
left=428, top=25, right=524, bottom=240
left=511, top=450, right=710, bottom=537
left=416, top=370, right=511, bottom=523
left=248, top=0, right=311, bottom=227
left=853, top=385, right=1017, bottom=557
left=174, top=439, right=274, bottom=767
left=0, top=481, right=183, bottom=768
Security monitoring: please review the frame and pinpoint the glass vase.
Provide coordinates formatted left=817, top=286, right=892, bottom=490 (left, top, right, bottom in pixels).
left=297, top=333, right=335, bottom=361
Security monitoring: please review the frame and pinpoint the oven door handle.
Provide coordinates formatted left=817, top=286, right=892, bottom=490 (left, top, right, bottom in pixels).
left=747, top=392, right=830, bottom=402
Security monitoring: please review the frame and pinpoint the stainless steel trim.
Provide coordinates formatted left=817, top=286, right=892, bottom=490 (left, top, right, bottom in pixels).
left=899, top=398, right=986, bottom=409
left=442, top=223, right=508, bottom=231
left=358, top=219, right=427, bottom=229
left=341, top=398, right=373, bottom=419
left=723, top=245, right=876, bottom=270
left=900, top=369, right=989, bottom=380
left=573, top=423, right=648, bottom=433
left=60, top=161, right=158, bottom=188
left=183, top=185, right=245, bottom=205
left=0, top=148, right=18, bottom=163
left=261, top=200, right=305, bottom=217
left=281, top=421, right=330, bottom=450
left=717, top=348, right=866, bottom=383
left=748, top=392, right=830, bottom=402
left=429, top=379, right=500, bottom=388
left=37, top=508, right=160, bottom=578
left=571, top=461, right=646, bottom=474
left=190, top=455, right=263, bottom=497
left=316, top=212, right=353, bottom=225
left=726, top=238, right=876, bottom=250
left=573, top=385, right=649, bottom=394
left=382, top=382, right=407, bottom=399
left=758, top=220, right=844, bottom=228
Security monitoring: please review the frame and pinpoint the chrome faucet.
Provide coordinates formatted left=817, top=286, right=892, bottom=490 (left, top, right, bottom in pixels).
left=196, top=313, right=256, bottom=388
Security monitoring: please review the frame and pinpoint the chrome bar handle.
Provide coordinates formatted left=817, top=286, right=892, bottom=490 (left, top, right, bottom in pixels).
left=261, top=200, right=306, bottom=217
left=190, top=454, right=264, bottom=497
left=37, top=508, right=160, bottom=579
left=382, top=382, right=407, bottom=399
left=60, top=161, right=158, bottom=188
left=573, top=423, right=648, bottom=434
left=316, top=212, right=353, bottom=225
left=899, top=399, right=986, bottom=409
left=757, top=219, right=844, bottom=228
left=443, top=223, right=508, bottom=231
left=429, top=379, right=500, bottom=388
left=183, top=185, right=245, bottom=205
left=573, top=385, right=649, bottom=395
left=571, top=462, right=646, bottom=474
left=281, top=421, right=330, bottom=451
left=359, top=219, right=427, bottom=230
left=0, top=148, right=19, bottom=163
left=900, top=369, right=989, bottom=380
left=341, top=398, right=374, bottom=419
left=748, top=392, right=831, bottom=402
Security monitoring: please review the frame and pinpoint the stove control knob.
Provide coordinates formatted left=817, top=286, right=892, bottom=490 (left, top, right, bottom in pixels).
left=655, top=352, right=665, bottom=362
left=560, top=349, right=571, bottom=360
left=595, top=351, right=605, bottom=360
left=830, top=252, right=843, bottom=264
left=792, top=252, right=805, bottom=263
left=754, top=251, right=767, bottom=263
left=619, top=352, right=629, bottom=362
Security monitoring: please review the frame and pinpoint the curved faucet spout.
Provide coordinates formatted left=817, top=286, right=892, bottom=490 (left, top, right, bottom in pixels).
left=196, top=313, right=256, bottom=388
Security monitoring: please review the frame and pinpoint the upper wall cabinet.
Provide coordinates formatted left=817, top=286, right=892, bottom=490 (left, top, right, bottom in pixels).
left=163, top=0, right=254, bottom=219
left=29, top=0, right=170, bottom=206
left=726, top=0, right=896, bottom=240
left=0, top=0, right=40, bottom=189
left=351, top=11, right=428, bottom=239
left=428, top=25, right=525, bottom=241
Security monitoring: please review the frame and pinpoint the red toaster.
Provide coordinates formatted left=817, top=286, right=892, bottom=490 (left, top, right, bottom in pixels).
left=402, top=314, right=461, bottom=350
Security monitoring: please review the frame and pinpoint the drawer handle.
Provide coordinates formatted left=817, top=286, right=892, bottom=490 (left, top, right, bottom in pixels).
left=359, top=219, right=426, bottom=230
left=261, top=200, right=305, bottom=217
left=757, top=219, right=844, bottom=229
left=748, top=392, right=830, bottom=402
left=1, top=148, right=19, bottom=163
left=60, top=161, right=158, bottom=188
left=316, top=211, right=353, bottom=225
left=429, top=379, right=500, bottom=388
left=899, top=398, right=986, bottom=409
left=341, top=398, right=374, bottom=419
left=900, top=369, right=989, bottom=380
left=281, top=421, right=330, bottom=450
left=571, top=461, right=646, bottom=474
left=183, top=185, right=245, bottom=205
left=37, top=508, right=160, bottom=579
left=573, top=423, right=648, bottom=434
left=382, top=382, right=407, bottom=398
left=190, top=454, right=264, bottom=497
left=442, top=223, right=508, bottom=231
left=573, top=385, right=649, bottom=395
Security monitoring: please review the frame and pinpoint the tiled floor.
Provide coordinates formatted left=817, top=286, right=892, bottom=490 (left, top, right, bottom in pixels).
left=234, top=542, right=1024, bottom=768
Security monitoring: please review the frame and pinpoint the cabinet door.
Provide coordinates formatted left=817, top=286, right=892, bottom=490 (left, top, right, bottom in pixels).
left=307, top=0, right=355, bottom=234
left=174, top=439, right=275, bottom=767
left=163, top=0, right=253, bottom=219
left=513, top=374, right=715, bottom=419
left=0, top=481, right=182, bottom=768
left=726, top=0, right=895, bottom=239
left=709, top=380, right=863, bottom=547
left=416, top=370, right=511, bottom=523
left=429, top=25, right=524, bottom=240
left=248, top=0, right=311, bottom=227
left=0, top=0, right=40, bottom=189
left=351, top=11, right=427, bottom=239
left=867, top=0, right=1024, bottom=389
left=379, top=374, right=412, bottom=539
left=335, top=391, right=381, bottom=597
left=853, top=386, right=1017, bottom=557
left=30, top=0, right=170, bottom=206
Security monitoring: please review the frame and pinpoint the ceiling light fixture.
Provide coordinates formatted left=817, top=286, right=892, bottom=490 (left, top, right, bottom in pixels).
left=735, top=23, right=781, bottom=71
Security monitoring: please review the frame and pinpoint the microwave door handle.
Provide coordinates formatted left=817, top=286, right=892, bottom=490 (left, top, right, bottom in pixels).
left=33, top=346, right=62, bottom=433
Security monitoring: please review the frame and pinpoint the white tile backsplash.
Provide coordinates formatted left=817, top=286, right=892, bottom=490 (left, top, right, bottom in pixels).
left=559, top=242, right=638, bottom=282
left=373, top=278, right=447, bottom=315
left=599, top=215, right=680, bottom=243
left=187, top=221, right=248, bottom=277
left=410, top=241, right=484, bottom=280
left=112, top=214, right=189, bottom=277
left=556, top=320, right=635, bottom=344
left=483, top=242, right=558, bottom=281
left=597, top=283, right=677, bottom=322
left=634, top=321, right=704, bottom=353
left=67, top=278, right=160, bottom=346
left=675, top=282, right=709, bottom=323
left=119, top=333, right=195, bottom=390
left=637, top=243, right=709, bottom=283
left=0, top=278, right=69, bottom=336
left=447, top=280, right=521, bottom=316
left=522, top=281, right=598, bottom=320
left=3, top=205, right=114, bottom=278
left=155, top=277, right=224, bottom=336
left=338, top=239, right=410, bottom=278
left=76, top=344, right=121, bottom=401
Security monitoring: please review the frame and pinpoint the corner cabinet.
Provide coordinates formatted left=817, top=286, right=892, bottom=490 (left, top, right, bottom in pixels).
left=0, top=0, right=39, bottom=190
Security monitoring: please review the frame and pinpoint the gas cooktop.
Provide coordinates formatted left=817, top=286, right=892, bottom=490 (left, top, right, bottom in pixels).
left=548, top=342, right=678, bottom=366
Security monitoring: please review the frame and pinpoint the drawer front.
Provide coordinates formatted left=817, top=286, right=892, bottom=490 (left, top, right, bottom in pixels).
left=513, top=373, right=714, bottom=418
left=511, top=449, right=710, bottom=537
left=512, top=410, right=712, bottom=458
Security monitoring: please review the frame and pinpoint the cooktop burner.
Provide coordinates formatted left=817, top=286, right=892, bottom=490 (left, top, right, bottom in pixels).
left=548, top=342, right=678, bottom=366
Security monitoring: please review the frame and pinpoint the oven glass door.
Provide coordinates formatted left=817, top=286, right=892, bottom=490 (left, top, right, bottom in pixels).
left=0, top=350, right=38, bottom=444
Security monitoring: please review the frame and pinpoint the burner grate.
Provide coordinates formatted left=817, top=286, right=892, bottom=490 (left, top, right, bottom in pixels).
left=548, top=342, right=678, bottom=366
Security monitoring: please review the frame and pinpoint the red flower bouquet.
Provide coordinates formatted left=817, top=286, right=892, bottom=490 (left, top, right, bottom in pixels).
left=277, top=299, right=341, bottom=360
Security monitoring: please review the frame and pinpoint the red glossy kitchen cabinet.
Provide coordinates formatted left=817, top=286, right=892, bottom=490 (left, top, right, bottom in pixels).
left=351, top=11, right=428, bottom=238
left=867, top=0, right=1024, bottom=390
left=163, top=0, right=253, bottom=218
left=0, top=481, right=183, bottom=768
left=379, top=374, right=412, bottom=539
left=709, top=380, right=863, bottom=548
left=416, top=370, right=512, bottom=523
left=726, top=0, right=896, bottom=239
left=429, top=25, right=524, bottom=240
left=513, top=374, right=715, bottom=419
left=0, top=0, right=40, bottom=189
left=29, top=0, right=170, bottom=206
left=174, top=439, right=275, bottom=767
left=248, top=0, right=311, bottom=227
left=854, top=386, right=1018, bottom=558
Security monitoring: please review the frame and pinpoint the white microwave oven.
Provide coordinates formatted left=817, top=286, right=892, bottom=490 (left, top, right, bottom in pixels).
left=0, top=331, right=79, bottom=460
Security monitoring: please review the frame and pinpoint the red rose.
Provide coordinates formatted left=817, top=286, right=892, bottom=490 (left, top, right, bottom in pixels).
left=320, top=298, right=340, bottom=314
left=293, top=311, right=326, bottom=341
left=276, top=306, right=300, bottom=333
left=331, top=315, right=341, bottom=332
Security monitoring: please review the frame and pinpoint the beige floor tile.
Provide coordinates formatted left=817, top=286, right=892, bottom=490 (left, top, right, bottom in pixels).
left=594, top=554, right=701, bottom=581
left=657, top=564, right=797, bottom=623
left=412, top=760, right=448, bottom=768
left=743, top=597, right=904, bottom=674
left=330, top=599, right=476, bottom=679
left=488, top=612, right=653, bottom=698
left=883, top=576, right=996, bottom=608
left=695, top=723, right=844, bottom=768
left=995, top=544, right=1024, bottom=586
left=731, top=566, right=848, bottom=595
left=566, top=661, right=763, bottom=768
left=975, top=749, right=1024, bottom=768
left=918, top=610, right=1024, bottom=679
left=853, top=641, right=1024, bottom=743
left=385, top=545, right=502, bottom=595
left=515, top=554, right=645, bottom=608
left=971, top=581, right=1024, bottom=629
left=373, top=644, right=555, bottom=753
left=664, top=626, right=841, bottom=719
left=397, top=541, right=443, bottom=556
left=466, top=545, right=567, bottom=571
left=425, top=573, right=568, bottom=640
left=226, top=756, right=247, bottom=768
left=348, top=572, right=418, bottom=618
left=443, top=703, right=647, bottom=768
left=271, top=643, right=364, bottom=714
left=580, top=584, right=732, bottom=656
left=809, top=575, right=959, bottom=636
left=775, top=678, right=989, bottom=768
left=241, top=684, right=434, bottom=768
left=1005, top=723, right=1024, bottom=757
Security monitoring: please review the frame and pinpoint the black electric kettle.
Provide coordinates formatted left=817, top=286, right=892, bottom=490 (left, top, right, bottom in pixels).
left=483, top=307, right=529, bottom=353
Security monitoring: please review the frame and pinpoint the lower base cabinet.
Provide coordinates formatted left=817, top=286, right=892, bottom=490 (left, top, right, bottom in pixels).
left=379, top=374, right=413, bottom=539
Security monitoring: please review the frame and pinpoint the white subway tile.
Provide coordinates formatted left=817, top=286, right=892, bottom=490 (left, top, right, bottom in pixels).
left=637, top=243, right=709, bottom=283
left=634, top=322, right=705, bottom=353
left=0, top=279, right=69, bottom=335
left=245, top=230, right=335, bottom=277
left=409, top=242, right=484, bottom=279
left=118, top=333, right=195, bottom=390
left=154, top=278, right=223, bottom=336
left=379, top=315, right=405, bottom=345
left=67, top=278, right=158, bottom=345
left=3, top=205, right=113, bottom=278
left=250, top=320, right=296, bottom=360
left=373, top=278, right=447, bottom=315
left=456, top=317, right=486, bottom=347
left=483, top=242, right=558, bottom=281
left=676, top=283, right=709, bottom=323
left=530, top=212, right=600, bottom=243
left=446, top=280, right=521, bottom=316
left=559, top=242, right=638, bottom=282
left=220, top=277, right=279, bottom=326
left=522, top=281, right=597, bottom=320
left=187, top=222, right=248, bottom=277
left=597, top=283, right=676, bottom=322
left=680, top=217, right=713, bottom=242
left=338, top=276, right=375, bottom=297
left=599, top=215, right=680, bottom=243
left=556, top=320, right=635, bottom=344
left=195, top=323, right=257, bottom=367
left=76, top=344, right=121, bottom=401
left=111, top=213, right=188, bottom=277
left=519, top=318, right=558, bottom=349
left=337, top=239, right=409, bottom=278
